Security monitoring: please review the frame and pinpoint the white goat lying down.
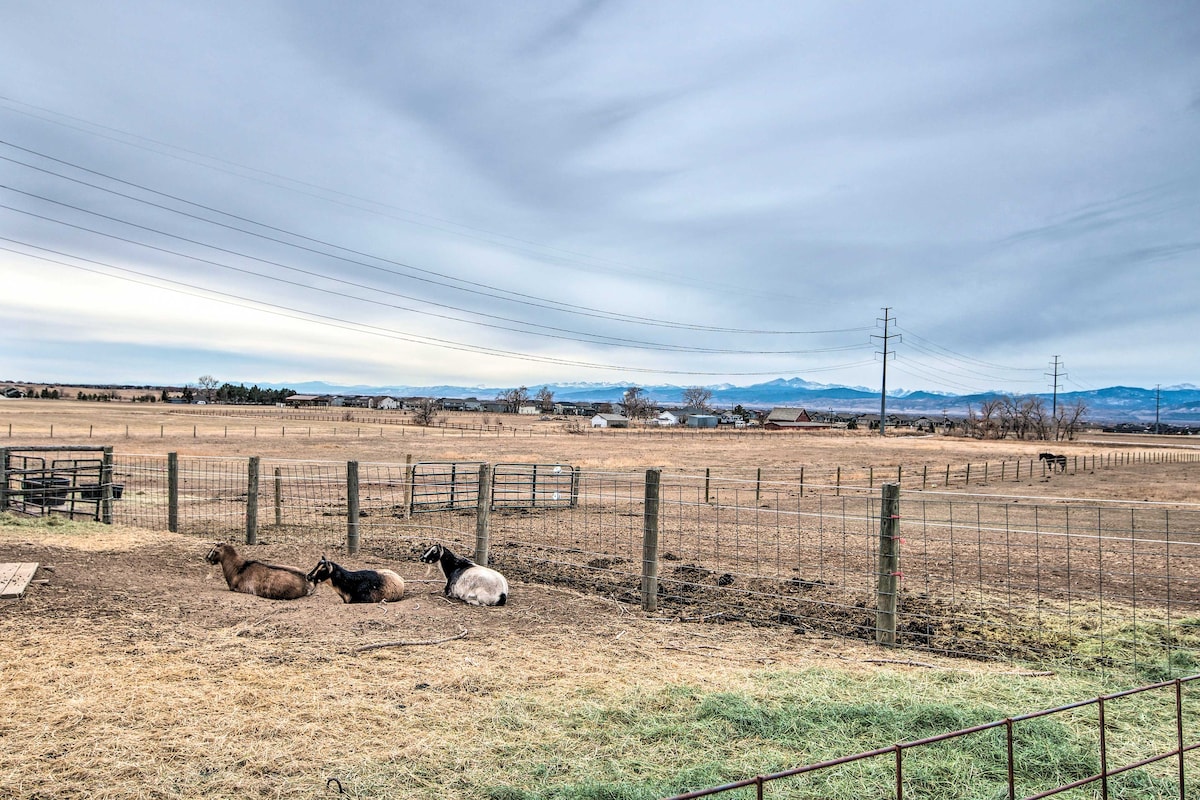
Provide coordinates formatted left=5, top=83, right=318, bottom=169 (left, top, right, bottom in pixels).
left=204, top=542, right=315, bottom=600
left=420, top=543, right=509, bottom=606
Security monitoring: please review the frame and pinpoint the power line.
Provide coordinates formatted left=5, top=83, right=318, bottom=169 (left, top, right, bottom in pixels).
left=0, top=165, right=851, bottom=337
left=0, top=102, right=826, bottom=313
left=0, top=201, right=870, bottom=358
left=1, top=240, right=880, bottom=378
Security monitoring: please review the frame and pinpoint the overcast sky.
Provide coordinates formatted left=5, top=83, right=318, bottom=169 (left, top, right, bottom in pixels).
left=1, top=1, right=1197, bottom=395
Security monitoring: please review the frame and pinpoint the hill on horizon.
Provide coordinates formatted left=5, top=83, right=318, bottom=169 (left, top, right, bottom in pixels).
left=6, top=377, right=1198, bottom=425
left=269, top=378, right=1200, bottom=425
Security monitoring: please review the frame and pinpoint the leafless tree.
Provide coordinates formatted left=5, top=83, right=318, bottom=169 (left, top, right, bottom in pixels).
left=1057, top=399, right=1088, bottom=441
left=535, top=385, right=554, bottom=411
left=198, top=374, right=219, bottom=402
left=967, top=398, right=1005, bottom=439
left=411, top=397, right=440, bottom=426
left=1021, top=396, right=1050, bottom=440
left=621, top=386, right=651, bottom=420
left=681, top=386, right=713, bottom=411
left=496, top=386, right=529, bottom=413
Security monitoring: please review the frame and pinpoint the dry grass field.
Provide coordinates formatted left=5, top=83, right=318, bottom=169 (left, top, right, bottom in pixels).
left=2, top=400, right=1199, bottom=799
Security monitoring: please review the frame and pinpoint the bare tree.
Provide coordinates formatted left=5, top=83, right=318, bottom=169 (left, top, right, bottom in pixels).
left=497, top=386, right=529, bottom=413
left=621, top=386, right=651, bottom=420
left=1021, top=396, right=1050, bottom=440
left=198, top=374, right=219, bottom=402
left=411, top=397, right=440, bottom=426
left=1057, top=399, right=1088, bottom=441
left=967, top=399, right=1005, bottom=439
left=681, top=386, right=713, bottom=411
left=535, top=385, right=554, bottom=411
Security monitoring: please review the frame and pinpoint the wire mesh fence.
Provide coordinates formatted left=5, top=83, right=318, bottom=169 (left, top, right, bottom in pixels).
left=5, top=446, right=1199, bottom=676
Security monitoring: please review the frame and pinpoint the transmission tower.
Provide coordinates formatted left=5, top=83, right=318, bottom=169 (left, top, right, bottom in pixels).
left=1046, top=356, right=1063, bottom=440
left=872, top=308, right=900, bottom=436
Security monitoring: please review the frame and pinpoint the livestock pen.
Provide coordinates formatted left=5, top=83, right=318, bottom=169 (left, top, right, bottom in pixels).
left=6, top=445, right=1199, bottom=679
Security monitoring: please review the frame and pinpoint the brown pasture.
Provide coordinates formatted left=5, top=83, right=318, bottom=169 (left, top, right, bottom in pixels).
left=1, top=400, right=1199, bottom=798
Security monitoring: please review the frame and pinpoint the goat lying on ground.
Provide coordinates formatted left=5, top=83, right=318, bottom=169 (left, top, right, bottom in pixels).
left=306, top=556, right=405, bottom=603
left=1039, top=452, right=1067, bottom=472
left=204, top=542, right=315, bottom=600
left=420, top=543, right=508, bottom=606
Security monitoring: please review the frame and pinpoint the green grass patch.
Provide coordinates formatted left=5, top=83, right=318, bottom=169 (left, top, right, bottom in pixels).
left=476, top=669, right=1199, bottom=800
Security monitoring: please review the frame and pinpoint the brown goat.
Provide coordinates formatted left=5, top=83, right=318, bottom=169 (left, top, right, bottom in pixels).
left=204, top=542, right=315, bottom=600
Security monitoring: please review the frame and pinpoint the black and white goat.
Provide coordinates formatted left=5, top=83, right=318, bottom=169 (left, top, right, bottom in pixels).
left=420, top=544, right=508, bottom=606
left=306, top=556, right=406, bottom=604
left=204, top=542, right=315, bottom=600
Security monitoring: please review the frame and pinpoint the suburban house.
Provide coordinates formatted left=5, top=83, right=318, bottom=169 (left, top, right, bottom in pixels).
left=440, top=397, right=483, bottom=412
left=591, top=412, right=630, bottom=428
left=373, top=396, right=400, bottom=410
left=653, top=410, right=680, bottom=426
left=763, top=407, right=830, bottom=431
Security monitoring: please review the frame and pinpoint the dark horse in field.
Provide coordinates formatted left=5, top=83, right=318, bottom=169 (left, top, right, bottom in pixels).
left=1039, top=452, right=1067, bottom=472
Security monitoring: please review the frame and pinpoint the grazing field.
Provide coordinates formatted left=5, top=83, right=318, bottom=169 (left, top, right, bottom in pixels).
left=2, top=400, right=1199, bottom=799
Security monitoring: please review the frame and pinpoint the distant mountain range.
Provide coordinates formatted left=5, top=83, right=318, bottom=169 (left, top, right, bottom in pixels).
left=269, top=377, right=1200, bottom=425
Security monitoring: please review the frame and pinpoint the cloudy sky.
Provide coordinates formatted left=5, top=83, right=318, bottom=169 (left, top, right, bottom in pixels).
left=1, top=1, right=1197, bottom=395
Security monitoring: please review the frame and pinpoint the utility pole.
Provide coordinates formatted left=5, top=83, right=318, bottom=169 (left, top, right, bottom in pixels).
left=1155, top=385, right=1161, bottom=435
left=1047, top=356, right=1062, bottom=440
left=872, top=308, right=899, bottom=436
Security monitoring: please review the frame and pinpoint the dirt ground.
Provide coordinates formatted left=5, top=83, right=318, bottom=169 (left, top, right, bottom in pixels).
left=2, top=402, right=1199, bottom=797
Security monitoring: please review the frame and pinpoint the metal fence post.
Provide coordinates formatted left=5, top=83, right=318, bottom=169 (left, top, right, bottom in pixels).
left=641, top=468, right=662, bottom=612
left=1, top=447, right=9, bottom=512
left=876, top=482, right=901, bottom=646
left=246, top=456, right=259, bottom=545
left=476, top=463, right=492, bottom=565
left=346, top=460, right=360, bottom=554
left=404, top=453, right=413, bottom=517
left=167, top=452, right=179, bottom=533
left=274, top=467, right=282, bottom=527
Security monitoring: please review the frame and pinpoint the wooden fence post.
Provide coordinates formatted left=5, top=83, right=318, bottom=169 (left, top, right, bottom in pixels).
left=570, top=466, right=581, bottom=508
left=641, top=468, right=662, bottom=612
left=100, top=447, right=114, bottom=524
left=476, top=463, right=492, bottom=565
left=346, top=461, right=360, bottom=554
left=704, top=467, right=711, bottom=503
left=246, top=456, right=259, bottom=545
left=876, top=483, right=901, bottom=646
left=167, top=452, right=179, bottom=533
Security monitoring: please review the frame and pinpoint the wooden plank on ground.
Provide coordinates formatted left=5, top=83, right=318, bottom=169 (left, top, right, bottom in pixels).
left=0, top=563, right=40, bottom=599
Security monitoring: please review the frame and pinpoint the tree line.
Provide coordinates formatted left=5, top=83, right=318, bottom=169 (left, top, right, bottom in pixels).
left=966, top=395, right=1088, bottom=441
